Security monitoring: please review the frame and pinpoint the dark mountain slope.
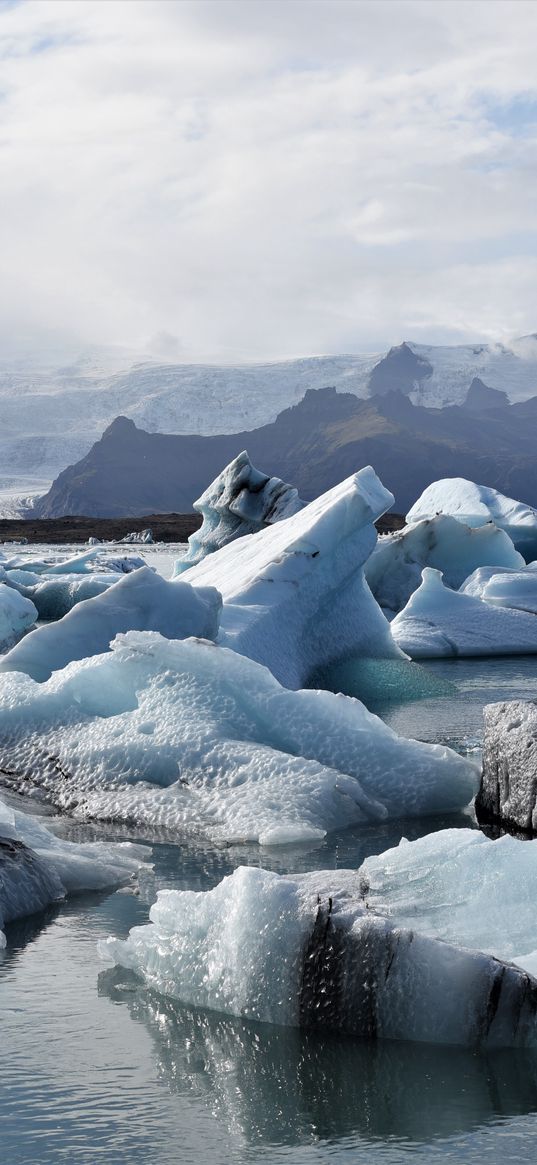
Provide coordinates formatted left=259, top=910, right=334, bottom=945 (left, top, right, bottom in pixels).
left=34, top=386, right=537, bottom=518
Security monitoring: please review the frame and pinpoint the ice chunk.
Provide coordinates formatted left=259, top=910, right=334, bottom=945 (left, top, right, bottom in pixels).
left=359, top=828, right=537, bottom=975
left=0, top=568, right=221, bottom=681
left=101, top=864, right=537, bottom=1048
left=0, top=793, right=150, bottom=945
left=476, top=699, right=537, bottom=835
left=182, top=467, right=402, bottom=688
left=366, top=515, right=523, bottom=614
left=174, top=451, right=304, bottom=574
left=0, top=582, right=37, bottom=653
left=461, top=565, right=537, bottom=615
left=11, top=572, right=119, bottom=621
left=391, top=567, right=537, bottom=658
left=0, top=631, right=478, bottom=843
left=407, top=478, right=537, bottom=562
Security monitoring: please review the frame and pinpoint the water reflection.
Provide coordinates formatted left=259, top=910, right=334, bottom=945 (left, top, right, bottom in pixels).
left=100, top=968, right=537, bottom=1149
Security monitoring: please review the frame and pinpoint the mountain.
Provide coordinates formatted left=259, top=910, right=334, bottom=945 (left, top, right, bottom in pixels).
left=3, top=336, right=537, bottom=514
left=35, top=386, right=537, bottom=519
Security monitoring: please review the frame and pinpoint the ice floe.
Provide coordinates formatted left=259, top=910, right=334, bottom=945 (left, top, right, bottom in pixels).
left=365, top=515, right=523, bottom=614
left=391, top=567, right=537, bottom=658
left=182, top=466, right=402, bottom=688
left=0, top=794, right=150, bottom=947
left=0, top=568, right=221, bottom=681
left=0, top=582, right=37, bottom=652
left=0, top=631, right=478, bottom=843
left=100, top=863, right=537, bottom=1048
left=174, top=451, right=304, bottom=573
left=407, top=478, right=537, bottom=562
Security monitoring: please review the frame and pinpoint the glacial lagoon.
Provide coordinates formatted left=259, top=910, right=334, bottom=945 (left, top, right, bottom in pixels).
left=3, top=641, right=537, bottom=1164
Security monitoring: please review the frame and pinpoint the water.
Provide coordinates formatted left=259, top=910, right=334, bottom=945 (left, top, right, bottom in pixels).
left=3, top=652, right=537, bottom=1162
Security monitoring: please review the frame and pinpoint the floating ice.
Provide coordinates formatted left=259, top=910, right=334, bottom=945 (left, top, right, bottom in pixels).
left=0, top=568, right=221, bottom=681
left=8, top=572, right=119, bottom=621
left=0, top=793, right=150, bottom=946
left=407, top=478, right=537, bottom=562
left=0, top=631, right=477, bottom=843
left=0, top=582, right=37, bottom=653
left=461, top=565, right=537, bottom=615
left=101, top=864, right=537, bottom=1048
left=365, top=515, right=523, bottom=614
left=391, top=567, right=537, bottom=658
left=477, top=699, right=537, bottom=836
left=182, top=467, right=402, bottom=688
left=174, top=451, right=304, bottom=574
left=360, top=828, right=537, bottom=974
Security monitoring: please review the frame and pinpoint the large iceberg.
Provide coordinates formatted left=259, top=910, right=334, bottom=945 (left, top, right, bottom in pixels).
left=0, top=793, right=150, bottom=947
left=407, top=478, right=537, bottom=562
left=0, top=631, right=477, bottom=844
left=101, top=863, right=537, bottom=1048
left=174, top=451, right=304, bottom=573
left=461, top=565, right=537, bottom=615
left=365, top=515, right=523, bottom=614
left=182, top=467, right=402, bottom=688
left=360, top=828, right=537, bottom=975
left=0, top=583, right=37, bottom=653
left=0, top=567, right=221, bottom=681
left=391, top=567, right=537, bottom=658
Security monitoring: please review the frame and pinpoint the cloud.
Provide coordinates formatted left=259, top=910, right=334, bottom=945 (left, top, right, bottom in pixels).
left=0, top=0, right=536, bottom=361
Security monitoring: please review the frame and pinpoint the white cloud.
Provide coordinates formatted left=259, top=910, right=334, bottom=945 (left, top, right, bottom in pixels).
left=0, top=0, right=536, bottom=361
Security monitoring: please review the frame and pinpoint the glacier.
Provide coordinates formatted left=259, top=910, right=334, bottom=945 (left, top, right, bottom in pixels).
left=174, top=451, right=304, bottom=573
left=365, top=515, right=523, bottom=614
left=0, top=631, right=478, bottom=844
left=0, top=793, right=150, bottom=947
left=182, top=466, right=402, bottom=688
left=391, top=568, right=537, bottom=658
left=100, top=863, right=537, bottom=1048
left=407, top=478, right=537, bottom=562
left=0, top=567, right=221, bottom=681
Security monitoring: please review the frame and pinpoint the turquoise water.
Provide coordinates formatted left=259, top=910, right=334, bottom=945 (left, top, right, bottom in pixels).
left=3, top=656, right=537, bottom=1163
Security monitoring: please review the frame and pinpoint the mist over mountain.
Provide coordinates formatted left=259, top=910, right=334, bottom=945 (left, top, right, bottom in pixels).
left=35, top=381, right=537, bottom=519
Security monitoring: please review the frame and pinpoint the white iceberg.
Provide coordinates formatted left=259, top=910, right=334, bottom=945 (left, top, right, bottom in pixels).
left=174, top=451, right=304, bottom=573
left=182, top=466, right=402, bottom=689
left=391, top=567, right=537, bottom=658
left=0, top=582, right=37, bottom=653
left=0, top=567, right=221, bottom=681
left=7, top=572, right=119, bottom=621
left=0, top=631, right=478, bottom=844
left=365, top=515, right=523, bottom=614
left=407, top=478, right=537, bottom=562
left=461, top=565, right=537, bottom=615
left=0, top=793, right=150, bottom=947
left=477, top=699, right=537, bottom=836
left=359, top=828, right=537, bottom=977
left=100, top=863, right=537, bottom=1048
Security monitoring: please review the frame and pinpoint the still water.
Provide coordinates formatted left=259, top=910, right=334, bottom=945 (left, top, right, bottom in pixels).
left=2, top=656, right=537, bottom=1164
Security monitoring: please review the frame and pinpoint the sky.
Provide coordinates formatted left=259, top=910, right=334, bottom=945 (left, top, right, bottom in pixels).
left=1, top=0, right=537, bottom=363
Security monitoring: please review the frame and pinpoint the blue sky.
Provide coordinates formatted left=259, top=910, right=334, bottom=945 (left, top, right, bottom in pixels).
left=0, top=0, right=536, bottom=362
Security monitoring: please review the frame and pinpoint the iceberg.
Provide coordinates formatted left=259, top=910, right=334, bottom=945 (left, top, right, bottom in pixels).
left=0, top=582, right=37, bottom=653
left=461, top=565, right=537, bottom=615
left=182, top=467, right=402, bottom=689
left=407, top=478, right=537, bottom=562
left=100, top=863, right=537, bottom=1048
left=0, top=793, right=150, bottom=947
left=360, top=828, right=537, bottom=975
left=7, top=572, right=119, bottom=621
left=0, top=567, right=221, bottom=681
left=0, top=631, right=478, bottom=843
left=174, top=451, right=304, bottom=573
left=365, top=515, right=523, bottom=614
left=391, top=567, right=537, bottom=658
left=477, top=699, right=537, bottom=836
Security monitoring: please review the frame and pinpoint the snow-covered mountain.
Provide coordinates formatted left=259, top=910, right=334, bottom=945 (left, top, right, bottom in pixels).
left=2, top=337, right=537, bottom=516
